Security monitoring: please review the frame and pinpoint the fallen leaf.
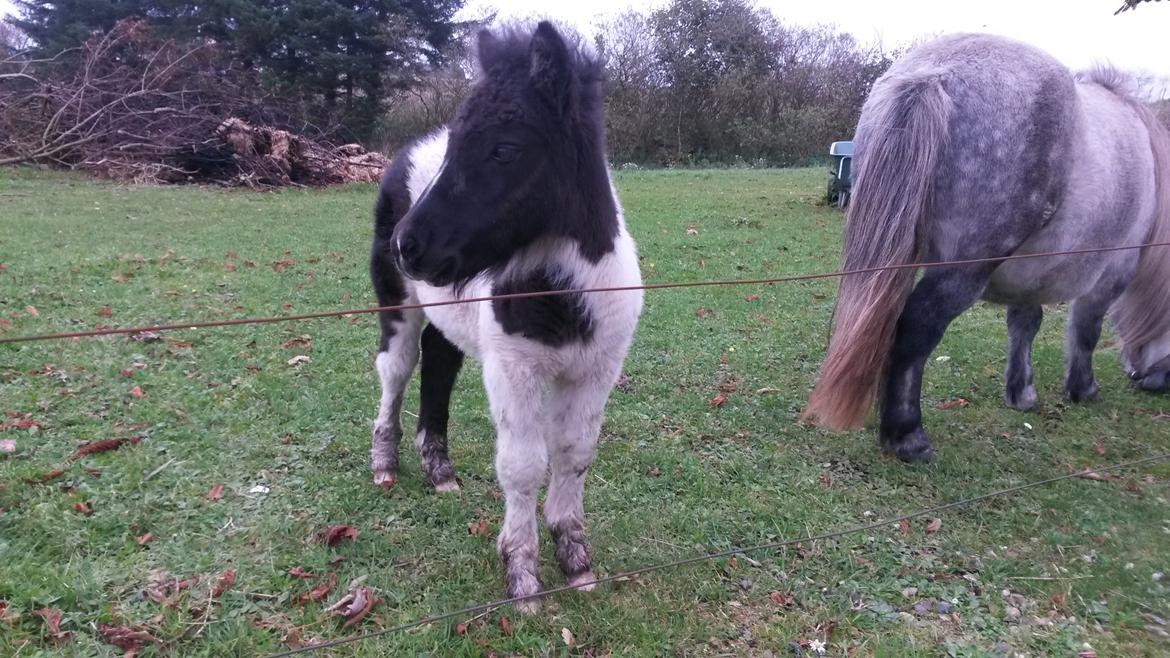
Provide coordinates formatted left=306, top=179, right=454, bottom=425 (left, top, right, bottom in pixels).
left=224, top=262, right=238, bottom=272
left=226, top=250, right=237, bottom=259
left=745, top=294, right=759, bottom=302
left=1076, top=469, right=1114, bottom=482
left=83, top=466, right=101, bottom=477
left=167, top=339, right=192, bottom=349
left=770, top=591, right=793, bottom=606
left=71, top=435, right=143, bottom=458
left=119, top=368, right=135, bottom=377
left=0, top=600, right=19, bottom=624
left=129, top=331, right=161, bottom=342
left=73, top=501, right=94, bottom=515
left=289, top=566, right=316, bottom=580
left=206, top=483, right=224, bottom=500
left=297, top=572, right=337, bottom=604
left=325, top=585, right=379, bottom=628
left=499, top=615, right=512, bottom=635
left=0, top=319, right=11, bottom=331
left=685, top=226, right=698, bottom=236
left=0, top=439, right=15, bottom=454
left=245, top=260, right=256, bottom=268
left=468, top=516, right=490, bottom=537
left=708, top=393, right=728, bottom=407
left=281, top=336, right=312, bottom=349
left=898, top=519, right=911, bottom=536
left=925, top=518, right=942, bottom=534
left=561, top=627, right=575, bottom=648
left=97, top=624, right=157, bottom=653
left=272, top=258, right=295, bottom=273
left=318, top=524, right=358, bottom=546
left=25, top=468, right=66, bottom=484
left=819, top=472, right=832, bottom=488
left=112, top=274, right=128, bottom=283
left=455, top=622, right=469, bottom=636
left=287, top=355, right=310, bottom=366
left=136, top=532, right=153, bottom=546
left=281, top=303, right=294, bottom=310
left=34, top=608, right=69, bottom=640
left=25, top=305, right=38, bottom=317
left=129, top=385, right=145, bottom=399
left=211, top=569, right=235, bottom=597
left=144, top=571, right=199, bottom=605
left=695, top=307, right=709, bottom=318
left=96, top=306, right=113, bottom=318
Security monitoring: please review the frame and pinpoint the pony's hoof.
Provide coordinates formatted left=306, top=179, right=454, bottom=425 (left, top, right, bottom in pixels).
left=1065, top=380, right=1099, bottom=403
left=1004, top=385, right=1038, bottom=411
left=567, top=570, right=598, bottom=592
left=882, top=429, right=934, bottom=463
left=373, top=471, right=396, bottom=490
left=433, top=479, right=460, bottom=494
left=506, top=574, right=542, bottom=614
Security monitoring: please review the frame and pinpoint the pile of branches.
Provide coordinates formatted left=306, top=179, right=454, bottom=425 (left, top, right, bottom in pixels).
left=0, top=20, right=386, bottom=187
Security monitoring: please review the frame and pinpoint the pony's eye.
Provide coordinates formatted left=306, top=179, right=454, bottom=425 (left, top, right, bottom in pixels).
left=491, top=144, right=520, bottom=163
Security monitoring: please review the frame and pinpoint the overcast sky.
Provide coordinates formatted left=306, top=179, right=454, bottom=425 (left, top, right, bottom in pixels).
left=4, top=0, right=1168, bottom=89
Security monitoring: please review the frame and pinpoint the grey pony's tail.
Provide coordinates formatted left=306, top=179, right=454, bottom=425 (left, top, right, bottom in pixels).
left=804, top=73, right=952, bottom=430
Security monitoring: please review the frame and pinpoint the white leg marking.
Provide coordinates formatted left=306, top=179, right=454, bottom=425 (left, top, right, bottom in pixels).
left=484, top=356, right=549, bottom=613
left=371, top=310, right=423, bottom=486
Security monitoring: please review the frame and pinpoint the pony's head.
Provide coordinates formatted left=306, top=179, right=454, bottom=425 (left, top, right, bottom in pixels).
left=392, top=21, right=614, bottom=286
left=1122, top=337, right=1170, bottom=391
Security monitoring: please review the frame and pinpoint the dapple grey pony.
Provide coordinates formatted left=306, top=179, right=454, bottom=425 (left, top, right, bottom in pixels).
left=805, top=34, right=1170, bottom=461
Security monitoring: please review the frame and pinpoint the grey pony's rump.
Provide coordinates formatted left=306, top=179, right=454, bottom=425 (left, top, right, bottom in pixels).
left=803, top=72, right=952, bottom=430
left=1099, top=70, right=1170, bottom=357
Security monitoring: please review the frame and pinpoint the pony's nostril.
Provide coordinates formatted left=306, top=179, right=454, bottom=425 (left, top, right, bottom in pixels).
left=398, top=236, right=421, bottom=261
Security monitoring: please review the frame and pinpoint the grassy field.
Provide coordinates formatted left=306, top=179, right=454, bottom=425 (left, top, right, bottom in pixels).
left=1, top=166, right=1168, bottom=657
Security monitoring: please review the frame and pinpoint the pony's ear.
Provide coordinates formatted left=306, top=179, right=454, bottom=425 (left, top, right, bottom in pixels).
left=477, top=28, right=503, bottom=70
left=528, top=21, right=573, bottom=115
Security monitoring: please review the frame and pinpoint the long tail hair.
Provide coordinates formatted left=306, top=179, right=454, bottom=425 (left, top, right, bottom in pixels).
left=803, top=73, right=952, bottom=430
left=1107, top=78, right=1170, bottom=355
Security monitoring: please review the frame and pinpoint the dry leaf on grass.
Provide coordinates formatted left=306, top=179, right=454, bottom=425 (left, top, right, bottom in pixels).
left=34, top=608, right=69, bottom=640
left=325, top=585, right=379, bottom=628
left=206, top=483, right=224, bottom=500
left=296, top=572, right=337, bottom=604
left=211, top=569, right=236, bottom=597
left=25, top=468, right=66, bottom=484
left=317, top=525, right=358, bottom=546
left=0, top=439, right=15, bottom=454
left=98, top=624, right=157, bottom=654
left=71, top=435, right=143, bottom=458
left=136, top=532, right=153, bottom=546
left=561, top=627, right=575, bottom=648
left=287, top=355, right=310, bottom=366
left=289, top=566, right=316, bottom=580
left=708, top=393, right=728, bottom=407
left=925, top=518, right=942, bottom=534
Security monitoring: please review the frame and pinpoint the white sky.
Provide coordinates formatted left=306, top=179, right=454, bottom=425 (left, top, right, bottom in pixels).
left=3, top=0, right=1169, bottom=88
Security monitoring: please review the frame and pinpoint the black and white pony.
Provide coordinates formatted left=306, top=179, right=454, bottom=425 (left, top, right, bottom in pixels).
left=805, top=34, right=1170, bottom=461
left=368, top=22, right=642, bottom=609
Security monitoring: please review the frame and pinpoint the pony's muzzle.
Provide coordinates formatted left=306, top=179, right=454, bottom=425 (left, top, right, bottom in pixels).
left=391, top=230, right=461, bottom=285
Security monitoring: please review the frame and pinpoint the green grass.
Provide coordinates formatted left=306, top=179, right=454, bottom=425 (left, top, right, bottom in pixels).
left=1, top=166, right=1168, bottom=657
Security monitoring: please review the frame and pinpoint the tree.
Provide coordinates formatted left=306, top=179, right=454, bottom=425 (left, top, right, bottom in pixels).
left=5, top=0, right=465, bottom=139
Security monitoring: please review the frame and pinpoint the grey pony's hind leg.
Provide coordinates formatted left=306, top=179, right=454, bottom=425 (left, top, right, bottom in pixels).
left=1064, top=277, right=1127, bottom=402
left=415, top=323, right=464, bottom=492
left=879, top=265, right=996, bottom=462
left=1004, top=305, right=1043, bottom=410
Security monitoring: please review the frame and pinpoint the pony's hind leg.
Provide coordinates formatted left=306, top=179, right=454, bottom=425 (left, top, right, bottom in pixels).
left=484, top=358, right=549, bottom=613
left=544, top=374, right=613, bottom=591
left=415, top=324, right=464, bottom=492
left=881, top=265, right=995, bottom=461
left=1064, top=277, right=1127, bottom=402
left=1004, top=305, right=1043, bottom=410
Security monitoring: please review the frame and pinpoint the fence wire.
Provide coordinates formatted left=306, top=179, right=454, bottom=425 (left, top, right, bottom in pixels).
left=2, top=241, right=1169, bottom=346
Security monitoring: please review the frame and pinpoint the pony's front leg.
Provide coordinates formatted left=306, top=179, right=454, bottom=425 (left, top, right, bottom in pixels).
left=1064, top=278, right=1126, bottom=402
left=544, top=374, right=613, bottom=591
left=484, top=358, right=549, bottom=613
left=371, top=308, right=423, bottom=488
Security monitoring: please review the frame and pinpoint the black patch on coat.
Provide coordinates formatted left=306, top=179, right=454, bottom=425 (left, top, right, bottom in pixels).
left=491, top=266, right=593, bottom=347
left=370, top=147, right=415, bottom=351
left=416, top=324, right=464, bottom=486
